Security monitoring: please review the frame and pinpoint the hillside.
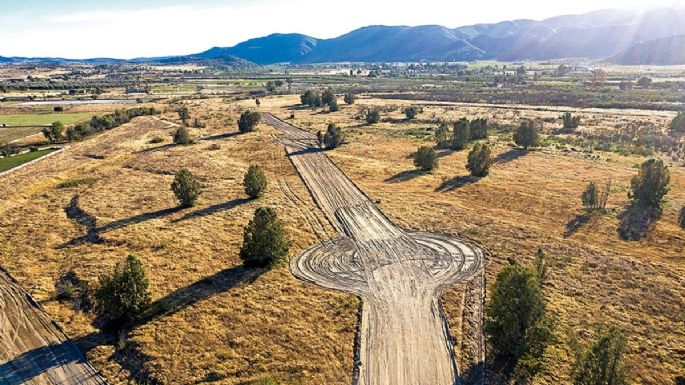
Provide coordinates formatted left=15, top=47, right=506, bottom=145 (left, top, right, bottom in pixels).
left=612, top=34, right=685, bottom=65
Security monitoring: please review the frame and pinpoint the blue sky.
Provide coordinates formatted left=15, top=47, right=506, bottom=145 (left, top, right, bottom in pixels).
left=1, top=0, right=683, bottom=59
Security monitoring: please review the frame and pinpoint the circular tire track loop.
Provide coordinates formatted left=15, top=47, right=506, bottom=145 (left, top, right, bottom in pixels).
left=263, top=113, right=485, bottom=385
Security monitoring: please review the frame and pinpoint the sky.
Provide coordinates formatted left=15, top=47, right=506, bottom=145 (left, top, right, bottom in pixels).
left=1, top=0, right=684, bottom=59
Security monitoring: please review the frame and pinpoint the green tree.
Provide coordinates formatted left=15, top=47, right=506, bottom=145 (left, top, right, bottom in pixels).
left=470, top=118, right=489, bottom=140
left=366, top=108, right=381, bottom=125
left=42, top=121, right=64, bottom=143
left=344, top=93, right=356, bottom=105
left=173, top=126, right=191, bottom=145
left=582, top=182, right=599, bottom=212
left=172, top=169, right=202, bottom=208
left=404, top=106, right=419, bottom=120
left=323, top=123, right=343, bottom=150
left=571, top=327, right=629, bottom=385
left=240, top=207, right=291, bottom=268
left=466, top=143, right=493, bottom=177
left=485, top=260, right=553, bottom=381
left=563, top=112, right=581, bottom=129
left=630, top=159, right=669, bottom=208
left=414, top=146, right=437, bottom=171
left=452, top=118, right=470, bottom=151
left=435, top=123, right=450, bottom=147
left=177, top=107, right=190, bottom=124
left=243, top=165, right=267, bottom=199
left=671, top=111, right=685, bottom=132
left=329, top=99, right=339, bottom=112
left=321, top=89, right=336, bottom=106
left=238, top=110, right=261, bottom=133
left=636, top=76, right=652, bottom=88
left=514, top=120, right=540, bottom=150
left=94, top=255, right=150, bottom=327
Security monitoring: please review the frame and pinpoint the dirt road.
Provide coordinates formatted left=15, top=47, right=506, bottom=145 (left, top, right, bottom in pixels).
left=0, top=269, right=106, bottom=385
left=262, top=113, right=484, bottom=385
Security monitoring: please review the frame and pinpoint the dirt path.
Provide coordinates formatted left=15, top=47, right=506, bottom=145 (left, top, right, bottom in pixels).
left=263, top=113, right=484, bottom=385
left=0, top=269, right=107, bottom=385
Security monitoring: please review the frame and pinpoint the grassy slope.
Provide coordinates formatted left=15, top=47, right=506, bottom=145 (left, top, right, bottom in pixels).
left=260, top=95, right=685, bottom=384
left=0, top=112, right=94, bottom=126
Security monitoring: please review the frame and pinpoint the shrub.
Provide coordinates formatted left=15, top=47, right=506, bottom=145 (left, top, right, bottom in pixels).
left=322, top=124, right=342, bottom=150
left=365, top=108, right=381, bottom=125
left=193, top=117, right=205, bottom=128
left=42, top=121, right=64, bottom=143
left=300, top=90, right=322, bottom=108
left=171, top=169, right=202, bottom=208
left=470, top=118, right=488, bottom=140
left=0, top=144, right=14, bottom=157
left=679, top=207, right=685, bottom=229
left=671, top=111, right=685, bottom=132
left=636, top=76, right=653, bottom=88
left=54, top=106, right=64, bottom=112
left=619, top=81, right=634, bottom=91
left=344, top=93, right=356, bottom=105
left=177, top=107, right=190, bottom=124
left=173, top=126, right=191, bottom=145
left=94, top=255, right=150, bottom=328
left=238, top=110, right=261, bottom=133
left=562, top=112, right=581, bottom=129
left=240, top=207, right=291, bottom=268
left=571, top=327, right=629, bottom=385
left=413, top=146, right=437, bottom=171
left=243, top=165, right=267, bottom=199
left=466, top=143, right=493, bottom=177
left=581, top=182, right=599, bottom=212
left=404, top=106, right=419, bottom=120
left=435, top=123, right=450, bottom=147
left=328, top=99, right=339, bottom=112
left=316, top=131, right=324, bottom=148
left=485, top=260, right=553, bottom=382
left=630, top=159, right=669, bottom=208
left=149, top=136, right=164, bottom=144
left=321, top=89, right=336, bottom=106
left=513, top=120, right=540, bottom=149
left=452, top=118, right=470, bottom=151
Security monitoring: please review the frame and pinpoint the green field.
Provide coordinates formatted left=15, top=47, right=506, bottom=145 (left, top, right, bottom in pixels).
left=0, top=112, right=93, bottom=127
left=0, top=149, right=57, bottom=172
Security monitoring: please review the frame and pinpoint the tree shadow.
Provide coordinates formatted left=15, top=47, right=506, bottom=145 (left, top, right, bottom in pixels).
left=618, top=204, right=661, bottom=241
left=436, top=149, right=455, bottom=158
left=459, top=361, right=485, bottom=385
left=564, top=214, right=593, bottom=238
left=0, top=342, right=99, bottom=385
left=494, top=148, right=527, bottom=164
left=138, top=143, right=177, bottom=154
left=385, top=169, right=426, bottom=183
left=172, top=198, right=248, bottom=223
left=435, top=175, right=481, bottom=192
left=201, top=132, right=240, bottom=141
left=97, top=207, right=182, bottom=233
left=674, top=376, right=685, bottom=385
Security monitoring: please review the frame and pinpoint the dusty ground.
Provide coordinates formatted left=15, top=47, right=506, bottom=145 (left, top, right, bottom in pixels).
left=0, top=94, right=683, bottom=385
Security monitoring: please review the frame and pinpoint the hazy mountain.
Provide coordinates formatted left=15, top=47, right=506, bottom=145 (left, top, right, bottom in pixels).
left=612, top=35, right=685, bottom=65
left=3, top=8, right=685, bottom=65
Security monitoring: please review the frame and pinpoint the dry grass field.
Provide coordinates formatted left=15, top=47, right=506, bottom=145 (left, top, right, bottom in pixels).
left=0, top=94, right=683, bottom=385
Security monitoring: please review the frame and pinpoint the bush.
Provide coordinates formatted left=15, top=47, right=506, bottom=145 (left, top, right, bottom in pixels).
left=173, top=126, right=191, bottom=145
left=328, top=99, right=339, bottom=112
left=513, top=120, right=540, bottom=149
left=321, top=89, right=336, bottom=106
left=630, top=159, right=669, bottom=208
left=435, top=123, right=450, bottom=147
left=485, top=259, right=553, bottom=381
left=671, top=111, right=685, bottom=132
left=54, top=106, right=64, bottom=112
left=177, top=106, right=190, bottom=123
left=238, top=110, right=261, bottom=133
left=240, top=207, right=291, bottom=268
left=365, top=108, right=381, bottom=125
left=636, top=76, right=653, bottom=88
left=344, top=93, right=356, bottom=105
left=171, top=169, right=202, bottom=208
left=323, top=123, right=343, bottom=150
left=452, top=118, right=470, bottom=150
left=469, top=118, right=488, bottom=140
left=94, top=255, right=150, bottom=328
left=571, top=327, right=629, bottom=385
left=581, top=182, right=599, bottom=212
left=562, top=112, right=581, bottom=129
left=243, top=165, right=267, bottom=199
left=404, top=106, right=419, bottom=120
left=300, top=90, right=322, bottom=108
left=42, top=121, right=64, bottom=143
left=466, top=143, right=493, bottom=177
left=413, top=146, right=437, bottom=171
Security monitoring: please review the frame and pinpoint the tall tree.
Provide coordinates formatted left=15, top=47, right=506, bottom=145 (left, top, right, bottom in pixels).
left=571, top=327, right=629, bottom=385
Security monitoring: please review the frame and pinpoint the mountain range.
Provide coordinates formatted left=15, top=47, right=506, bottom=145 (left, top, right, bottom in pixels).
left=2, top=8, right=685, bottom=65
